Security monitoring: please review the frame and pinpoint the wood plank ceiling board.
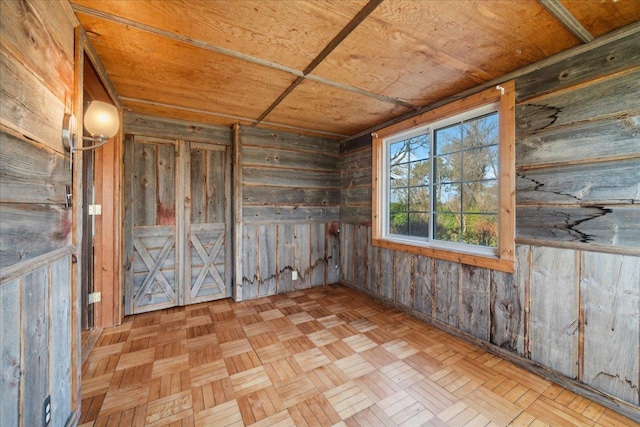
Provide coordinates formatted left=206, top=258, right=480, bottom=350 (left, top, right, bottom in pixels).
left=77, top=12, right=298, bottom=122
left=264, top=79, right=413, bottom=136
left=70, top=0, right=370, bottom=71
left=311, top=0, right=581, bottom=107
left=558, top=0, right=640, bottom=38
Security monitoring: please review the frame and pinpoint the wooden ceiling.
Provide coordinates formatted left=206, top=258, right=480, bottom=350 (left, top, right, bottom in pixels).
left=70, top=0, right=640, bottom=140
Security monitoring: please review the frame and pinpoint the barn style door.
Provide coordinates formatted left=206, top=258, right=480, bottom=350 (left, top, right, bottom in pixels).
left=184, top=143, right=231, bottom=305
left=124, top=136, right=231, bottom=315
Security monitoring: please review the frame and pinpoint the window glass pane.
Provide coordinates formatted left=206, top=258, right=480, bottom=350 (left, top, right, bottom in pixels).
left=435, top=123, right=460, bottom=155
left=409, top=134, right=430, bottom=160
left=434, top=152, right=460, bottom=184
left=435, top=183, right=460, bottom=213
left=462, top=181, right=497, bottom=213
left=434, top=213, right=461, bottom=242
left=409, top=213, right=429, bottom=237
left=462, top=214, right=497, bottom=247
left=462, top=145, right=498, bottom=181
left=390, top=163, right=408, bottom=188
left=409, top=160, right=430, bottom=186
left=390, top=140, right=409, bottom=165
left=409, top=186, right=429, bottom=211
left=389, top=212, right=408, bottom=235
left=462, top=112, right=498, bottom=150
left=390, top=188, right=408, bottom=207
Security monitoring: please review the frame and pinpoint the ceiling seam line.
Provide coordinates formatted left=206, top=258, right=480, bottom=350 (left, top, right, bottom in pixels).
left=305, top=74, right=417, bottom=109
left=537, top=0, right=594, bottom=43
left=120, top=96, right=348, bottom=138
left=253, top=0, right=386, bottom=126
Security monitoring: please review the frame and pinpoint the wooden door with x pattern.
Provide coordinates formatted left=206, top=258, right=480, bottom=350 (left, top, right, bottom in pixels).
left=124, top=136, right=231, bottom=315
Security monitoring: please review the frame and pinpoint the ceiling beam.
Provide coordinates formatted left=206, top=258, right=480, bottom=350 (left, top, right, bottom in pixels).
left=538, top=0, right=594, bottom=43
left=303, top=0, right=385, bottom=76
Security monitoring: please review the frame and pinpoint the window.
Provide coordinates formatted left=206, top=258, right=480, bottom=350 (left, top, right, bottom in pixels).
left=372, top=82, right=515, bottom=272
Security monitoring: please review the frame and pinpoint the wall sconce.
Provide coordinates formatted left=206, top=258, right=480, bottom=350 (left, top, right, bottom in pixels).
left=62, top=100, right=120, bottom=159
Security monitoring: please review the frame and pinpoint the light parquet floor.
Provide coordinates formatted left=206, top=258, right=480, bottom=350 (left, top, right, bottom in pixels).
left=79, top=285, right=638, bottom=427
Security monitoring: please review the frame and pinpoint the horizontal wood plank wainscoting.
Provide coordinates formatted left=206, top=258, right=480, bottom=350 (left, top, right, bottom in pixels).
left=340, top=31, right=640, bottom=422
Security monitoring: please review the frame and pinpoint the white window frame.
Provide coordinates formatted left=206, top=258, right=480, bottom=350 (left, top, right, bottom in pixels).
left=372, top=82, right=515, bottom=272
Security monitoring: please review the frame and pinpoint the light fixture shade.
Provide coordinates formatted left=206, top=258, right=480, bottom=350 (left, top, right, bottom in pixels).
left=84, top=100, right=119, bottom=138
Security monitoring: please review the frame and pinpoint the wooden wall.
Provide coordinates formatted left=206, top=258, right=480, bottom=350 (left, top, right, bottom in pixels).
left=0, top=0, right=80, bottom=425
left=339, top=31, right=640, bottom=415
left=236, top=126, right=341, bottom=300
left=1, top=249, right=74, bottom=427
left=123, top=117, right=342, bottom=301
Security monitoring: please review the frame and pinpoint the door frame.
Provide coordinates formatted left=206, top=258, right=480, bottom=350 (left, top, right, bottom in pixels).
left=75, top=28, right=124, bottom=329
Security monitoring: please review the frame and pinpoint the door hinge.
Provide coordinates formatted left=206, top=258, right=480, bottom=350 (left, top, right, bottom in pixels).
left=88, top=204, right=102, bottom=215
left=88, top=292, right=101, bottom=304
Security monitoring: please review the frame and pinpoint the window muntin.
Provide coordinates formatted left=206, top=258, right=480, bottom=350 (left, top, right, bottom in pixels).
left=383, top=104, right=499, bottom=256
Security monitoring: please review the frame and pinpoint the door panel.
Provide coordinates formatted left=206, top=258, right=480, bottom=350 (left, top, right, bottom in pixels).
left=132, top=226, right=177, bottom=312
left=187, top=223, right=226, bottom=303
left=125, top=137, right=230, bottom=314
left=185, top=145, right=230, bottom=304
left=126, top=138, right=179, bottom=315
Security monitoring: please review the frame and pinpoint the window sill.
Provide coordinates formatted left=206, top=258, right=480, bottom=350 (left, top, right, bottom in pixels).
left=372, top=237, right=515, bottom=273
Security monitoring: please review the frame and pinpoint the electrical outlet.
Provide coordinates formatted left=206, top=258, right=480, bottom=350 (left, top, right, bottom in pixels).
left=43, top=395, right=51, bottom=427
left=292, top=270, right=298, bottom=280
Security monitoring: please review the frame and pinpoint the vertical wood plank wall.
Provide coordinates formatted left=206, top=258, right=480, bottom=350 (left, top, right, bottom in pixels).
left=238, top=127, right=341, bottom=300
left=0, top=0, right=79, bottom=425
left=339, top=32, right=640, bottom=411
left=1, top=250, right=74, bottom=427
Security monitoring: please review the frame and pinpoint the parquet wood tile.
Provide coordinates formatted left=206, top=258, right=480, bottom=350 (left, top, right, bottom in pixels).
left=294, top=347, right=333, bottom=372
left=321, top=340, right=356, bottom=362
left=354, top=370, right=401, bottom=403
left=225, top=351, right=262, bottom=375
left=380, top=360, right=425, bottom=388
left=308, top=363, right=350, bottom=393
left=192, top=377, right=235, bottom=412
left=144, top=390, right=192, bottom=426
left=377, top=389, right=431, bottom=425
left=149, top=369, right=191, bottom=401
left=345, top=404, right=395, bottom=426
left=237, top=386, right=285, bottom=425
left=334, top=354, right=376, bottom=380
left=116, top=348, right=156, bottom=371
left=81, top=285, right=639, bottom=427
left=229, top=366, right=272, bottom=397
left=343, top=333, right=378, bottom=353
left=274, top=374, right=318, bottom=408
left=220, top=338, right=253, bottom=358
left=324, top=380, right=374, bottom=420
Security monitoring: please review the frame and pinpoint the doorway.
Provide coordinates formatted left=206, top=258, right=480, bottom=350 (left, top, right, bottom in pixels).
left=124, top=136, right=232, bottom=315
